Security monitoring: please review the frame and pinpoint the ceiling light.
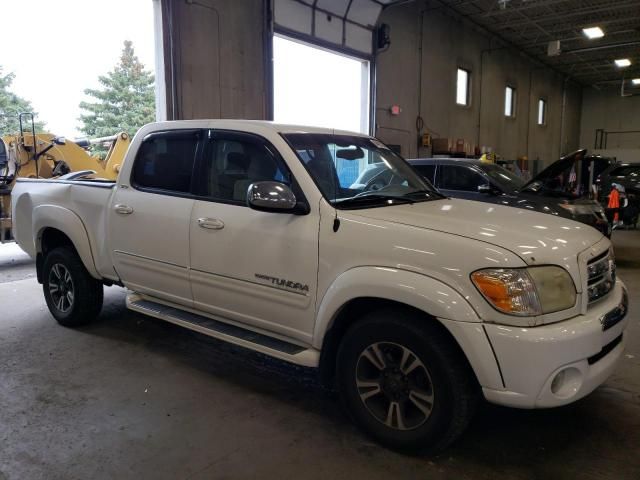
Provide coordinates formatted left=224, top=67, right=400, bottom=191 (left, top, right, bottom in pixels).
left=615, top=59, right=631, bottom=68
left=633, top=78, right=640, bottom=86
left=582, top=27, right=604, bottom=39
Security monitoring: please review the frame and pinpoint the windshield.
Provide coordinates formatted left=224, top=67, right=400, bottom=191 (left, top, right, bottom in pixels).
left=283, top=133, right=442, bottom=209
left=482, top=164, right=525, bottom=193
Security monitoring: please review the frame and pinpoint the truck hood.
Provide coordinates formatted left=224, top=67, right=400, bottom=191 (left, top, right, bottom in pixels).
left=350, top=198, right=605, bottom=265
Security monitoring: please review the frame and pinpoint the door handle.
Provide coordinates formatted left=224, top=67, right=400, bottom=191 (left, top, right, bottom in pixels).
left=197, top=218, right=225, bottom=230
left=114, top=204, right=134, bottom=215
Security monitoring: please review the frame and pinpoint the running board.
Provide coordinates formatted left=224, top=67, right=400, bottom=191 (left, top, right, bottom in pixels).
left=126, top=294, right=319, bottom=367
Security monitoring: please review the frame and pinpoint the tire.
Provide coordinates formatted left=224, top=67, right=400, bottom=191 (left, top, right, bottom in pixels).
left=336, top=309, right=478, bottom=454
left=42, top=246, right=103, bottom=327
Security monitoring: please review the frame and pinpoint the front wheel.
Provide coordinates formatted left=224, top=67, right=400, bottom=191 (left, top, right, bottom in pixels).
left=336, top=310, right=478, bottom=454
left=43, top=247, right=103, bottom=327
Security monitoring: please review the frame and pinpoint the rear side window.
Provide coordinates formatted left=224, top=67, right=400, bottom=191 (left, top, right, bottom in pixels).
left=413, top=164, right=435, bottom=182
left=132, top=131, right=200, bottom=193
left=438, top=165, right=485, bottom=191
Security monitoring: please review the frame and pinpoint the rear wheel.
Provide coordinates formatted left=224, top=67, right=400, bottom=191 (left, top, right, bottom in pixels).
left=43, top=247, right=103, bottom=327
left=336, top=309, right=478, bottom=454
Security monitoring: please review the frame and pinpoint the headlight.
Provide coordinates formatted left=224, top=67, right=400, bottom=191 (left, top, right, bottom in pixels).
left=557, top=203, right=599, bottom=215
left=471, top=266, right=576, bottom=317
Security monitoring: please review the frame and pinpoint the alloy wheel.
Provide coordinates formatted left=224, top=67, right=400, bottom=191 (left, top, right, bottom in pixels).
left=48, top=263, right=75, bottom=313
left=355, top=341, right=434, bottom=431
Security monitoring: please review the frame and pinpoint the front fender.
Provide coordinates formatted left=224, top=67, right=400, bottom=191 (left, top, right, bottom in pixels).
left=32, top=205, right=100, bottom=279
left=314, top=266, right=480, bottom=349
left=313, top=266, right=504, bottom=390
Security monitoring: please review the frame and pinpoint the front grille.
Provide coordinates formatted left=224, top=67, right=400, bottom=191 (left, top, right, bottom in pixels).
left=587, top=250, right=616, bottom=304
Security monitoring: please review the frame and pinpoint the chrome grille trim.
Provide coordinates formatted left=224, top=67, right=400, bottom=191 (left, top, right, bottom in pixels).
left=587, top=250, right=615, bottom=304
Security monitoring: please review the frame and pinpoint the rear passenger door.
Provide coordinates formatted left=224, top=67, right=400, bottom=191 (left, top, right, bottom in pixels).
left=109, top=129, right=201, bottom=307
left=435, top=164, right=487, bottom=201
left=188, top=130, right=319, bottom=344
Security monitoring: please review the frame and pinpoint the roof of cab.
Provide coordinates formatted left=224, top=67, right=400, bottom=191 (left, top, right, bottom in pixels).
left=409, top=157, right=483, bottom=165
left=141, top=119, right=369, bottom=137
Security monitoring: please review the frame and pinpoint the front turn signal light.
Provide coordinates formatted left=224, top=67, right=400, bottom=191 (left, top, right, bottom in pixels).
left=471, top=269, right=542, bottom=316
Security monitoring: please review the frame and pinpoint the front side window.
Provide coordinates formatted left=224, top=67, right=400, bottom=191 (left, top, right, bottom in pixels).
left=132, top=131, right=199, bottom=193
left=197, top=135, right=289, bottom=203
left=438, top=165, right=486, bottom=192
left=283, top=133, right=441, bottom=209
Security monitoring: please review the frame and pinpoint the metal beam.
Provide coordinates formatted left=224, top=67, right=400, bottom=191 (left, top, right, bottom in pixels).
left=491, top=15, right=640, bottom=36
left=563, top=40, right=640, bottom=55
left=480, top=0, right=573, bottom=18
left=483, top=1, right=640, bottom=29
left=521, top=30, right=640, bottom=49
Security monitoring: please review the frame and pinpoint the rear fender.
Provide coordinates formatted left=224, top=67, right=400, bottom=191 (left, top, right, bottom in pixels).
left=32, top=205, right=100, bottom=279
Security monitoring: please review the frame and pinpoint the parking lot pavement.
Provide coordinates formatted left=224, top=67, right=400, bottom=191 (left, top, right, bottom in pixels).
left=0, top=233, right=638, bottom=480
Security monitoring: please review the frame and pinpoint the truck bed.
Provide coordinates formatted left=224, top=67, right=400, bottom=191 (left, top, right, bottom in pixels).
left=12, top=177, right=117, bottom=279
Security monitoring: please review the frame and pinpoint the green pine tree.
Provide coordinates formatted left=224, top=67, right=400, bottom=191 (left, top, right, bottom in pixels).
left=79, top=40, right=155, bottom=156
left=0, top=67, right=46, bottom=133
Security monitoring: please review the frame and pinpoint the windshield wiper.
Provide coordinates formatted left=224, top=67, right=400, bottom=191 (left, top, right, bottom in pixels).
left=333, top=194, right=416, bottom=208
left=403, top=189, right=444, bottom=198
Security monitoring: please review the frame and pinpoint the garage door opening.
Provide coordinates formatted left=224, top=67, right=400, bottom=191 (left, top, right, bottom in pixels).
left=273, top=35, right=370, bottom=134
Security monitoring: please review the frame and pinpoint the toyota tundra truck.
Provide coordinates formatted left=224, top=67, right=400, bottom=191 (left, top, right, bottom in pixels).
left=11, top=120, right=629, bottom=453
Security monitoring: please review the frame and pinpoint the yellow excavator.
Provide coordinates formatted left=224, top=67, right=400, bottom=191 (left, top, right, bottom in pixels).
left=0, top=113, right=131, bottom=242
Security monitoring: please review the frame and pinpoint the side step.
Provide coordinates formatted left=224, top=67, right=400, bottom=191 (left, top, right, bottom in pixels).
left=126, top=294, right=320, bottom=367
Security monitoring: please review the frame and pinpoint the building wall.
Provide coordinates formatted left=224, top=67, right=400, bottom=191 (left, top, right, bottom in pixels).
left=159, top=0, right=584, bottom=172
left=580, top=88, right=640, bottom=155
left=161, top=0, right=268, bottom=121
left=375, top=2, right=582, bottom=171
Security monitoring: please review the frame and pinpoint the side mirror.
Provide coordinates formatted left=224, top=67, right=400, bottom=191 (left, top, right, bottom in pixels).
left=53, top=137, right=66, bottom=145
left=478, top=184, right=494, bottom=194
left=247, top=181, right=307, bottom=214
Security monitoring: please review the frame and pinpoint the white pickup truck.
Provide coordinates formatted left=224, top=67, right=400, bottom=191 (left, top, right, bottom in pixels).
left=12, top=120, right=629, bottom=453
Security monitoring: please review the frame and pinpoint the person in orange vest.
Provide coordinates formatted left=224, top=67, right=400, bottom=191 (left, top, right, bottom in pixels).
left=608, top=183, right=620, bottom=224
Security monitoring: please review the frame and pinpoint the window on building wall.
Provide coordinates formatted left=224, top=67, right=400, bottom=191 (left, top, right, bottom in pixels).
left=504, top=86, right=516, bottom=117
left=456, top=68, right=471, bottom=106
left=537, top=99, right=547, bottom=125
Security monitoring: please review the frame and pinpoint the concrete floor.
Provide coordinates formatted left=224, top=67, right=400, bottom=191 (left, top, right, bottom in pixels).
left=0, top=233, right=639, bottom=480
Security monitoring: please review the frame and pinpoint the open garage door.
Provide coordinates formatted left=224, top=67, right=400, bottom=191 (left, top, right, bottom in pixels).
left=273, top=0, right=398, bottom=57
left=272, top=0, right=403, bottom=134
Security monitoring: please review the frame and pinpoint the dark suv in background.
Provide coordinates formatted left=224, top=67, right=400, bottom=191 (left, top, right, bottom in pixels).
left=404, top=156, right=610, bottom=236
left=595, top=162, right=640, bottom=228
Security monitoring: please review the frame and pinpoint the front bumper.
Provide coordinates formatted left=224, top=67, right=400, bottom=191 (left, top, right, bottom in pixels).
left=482, top=281, right=628, bottom=409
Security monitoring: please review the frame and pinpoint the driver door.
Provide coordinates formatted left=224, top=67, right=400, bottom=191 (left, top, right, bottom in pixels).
left=188, top=130, right=319, bottom=344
